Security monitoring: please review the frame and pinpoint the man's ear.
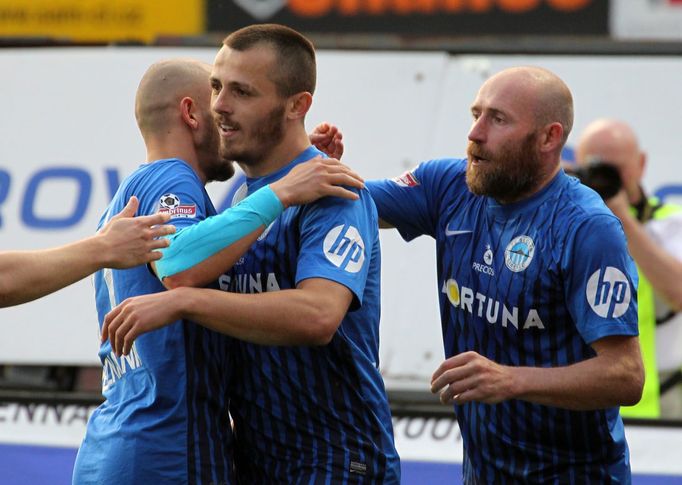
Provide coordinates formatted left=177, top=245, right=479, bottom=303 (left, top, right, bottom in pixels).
left=180, top=97, right=199, bottom=129
left=539, top=122, right=564, bottom=153
left=287, top=92, right=313, bottom=121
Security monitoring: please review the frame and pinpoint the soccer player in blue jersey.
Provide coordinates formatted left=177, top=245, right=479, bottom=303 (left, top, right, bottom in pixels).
left=101, top=25, right=400, bottom=483
left=72, top=58, right=236, bottom=485
left=367, top=66, right=644, bottom=483
left=74, top=57, right=364, bottom=485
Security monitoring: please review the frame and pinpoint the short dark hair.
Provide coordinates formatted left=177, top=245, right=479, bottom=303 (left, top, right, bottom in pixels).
left=223, top=24, right=316, bottom=97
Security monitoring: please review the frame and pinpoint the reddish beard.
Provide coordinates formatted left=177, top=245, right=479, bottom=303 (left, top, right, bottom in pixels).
left=465, top=131, right=542, bottom=202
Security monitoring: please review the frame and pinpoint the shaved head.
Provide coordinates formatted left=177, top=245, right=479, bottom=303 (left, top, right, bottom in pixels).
left=576, top=119, right=640, bottom=168
left=576, top=119, right=646, bottom=201
left=466, top=66, right=574, bottom=203
left=135, top=59, right=212, bottom=138
left=135, top=58, right=234, bottom=183
left=483, top=66, right=574, bottom=145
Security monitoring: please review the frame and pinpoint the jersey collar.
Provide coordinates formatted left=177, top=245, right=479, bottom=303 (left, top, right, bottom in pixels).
left=246, top=145, right=324, bottom=194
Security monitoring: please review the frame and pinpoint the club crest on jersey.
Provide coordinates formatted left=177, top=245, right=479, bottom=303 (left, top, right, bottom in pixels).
left=157, top=193, right=197, bottom=218
left=504, top=235, right=535, bottom=272
left=392, top=170, right=419, bottom=187
left=586, top=266, right=631, bottom=318
left=323, top=224, right=365, bottom=273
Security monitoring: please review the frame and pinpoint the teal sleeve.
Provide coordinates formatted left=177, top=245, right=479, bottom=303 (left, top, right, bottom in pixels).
left=155, top=185, right=284, bottom=279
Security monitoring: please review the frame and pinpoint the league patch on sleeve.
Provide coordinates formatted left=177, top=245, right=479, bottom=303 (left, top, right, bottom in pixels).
left=391, top=170, right=420, bottom=187
left=157, top=193, right=197, bottom=218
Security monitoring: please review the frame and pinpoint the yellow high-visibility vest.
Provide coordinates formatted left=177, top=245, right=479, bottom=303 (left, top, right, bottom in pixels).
left=621, top=199, right=682, bottom=419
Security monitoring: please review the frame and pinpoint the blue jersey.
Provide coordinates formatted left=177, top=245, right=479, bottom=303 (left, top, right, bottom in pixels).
left=368, top=159, right=639, bottom=484
left=73, top=159, right=234, bottom=485
left=220, top=146, right=400, bottom=483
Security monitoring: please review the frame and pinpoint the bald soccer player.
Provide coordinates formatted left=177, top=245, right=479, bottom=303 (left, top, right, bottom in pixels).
left=367, top=67, right=644, bottom=483
left=577, top=119, right=682, bottom=419
left=73, top=58, right=362, bottom=484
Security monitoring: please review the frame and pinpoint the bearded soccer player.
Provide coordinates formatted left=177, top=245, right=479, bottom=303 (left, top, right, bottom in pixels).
left=73, top=58, right=362, bottom=484
left=101, top=25, right=399, bottom=483
left=367, top=67, right=643, bottom=483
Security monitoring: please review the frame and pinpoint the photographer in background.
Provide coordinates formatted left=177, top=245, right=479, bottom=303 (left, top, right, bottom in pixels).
left=576, top=118, right=682, bottom=418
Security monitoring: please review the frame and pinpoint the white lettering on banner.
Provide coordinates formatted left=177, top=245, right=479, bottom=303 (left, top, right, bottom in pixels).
left=0, top=402, right=98, bottom=447
left=0, top=405, right=681, bottom=478
left=101, top=343, right=142, bottom=392
left=218, top=273, right=281, bottom=293
left=390, top=415, right=682, bottom=476
left=391, top=416, right=463, bottom=463
left=442, top=279, right=544, bottom=330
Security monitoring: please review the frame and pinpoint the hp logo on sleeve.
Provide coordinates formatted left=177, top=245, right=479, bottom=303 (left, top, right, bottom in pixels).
left=586, top=267, right=631, bottom=318
left=323, top=225, right=365, bottom=273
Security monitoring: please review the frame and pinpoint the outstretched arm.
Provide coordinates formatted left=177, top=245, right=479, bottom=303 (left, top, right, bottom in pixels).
left=102, top=278, right=353, bottom=355
left=0, top=196, right=174, bottom=308
left=430, top=335, right=643, bottom=410
left=155, top=157, right=364, bottom=289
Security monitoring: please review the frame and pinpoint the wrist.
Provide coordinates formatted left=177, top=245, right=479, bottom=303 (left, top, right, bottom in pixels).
left=509, top=366, right=529, bottom=401
left=86, top=233, right=113, bottom=269
left=172, top=287, right=194, bottom=320
left=269, top=181, right=291, bottom=208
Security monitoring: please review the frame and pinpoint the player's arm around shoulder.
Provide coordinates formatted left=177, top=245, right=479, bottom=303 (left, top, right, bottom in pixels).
left=155, top=156, right=364, bottom=289
left=367, top=158, right=465, bottom=237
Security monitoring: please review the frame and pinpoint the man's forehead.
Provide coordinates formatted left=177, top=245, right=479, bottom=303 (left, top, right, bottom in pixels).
left=211, top=45, right=278, bottom=86
left=213, top=44, right=276, bottom=67
left=473, top=74, right=535, bottom=115
left=581, top=136, right=633, bottom=166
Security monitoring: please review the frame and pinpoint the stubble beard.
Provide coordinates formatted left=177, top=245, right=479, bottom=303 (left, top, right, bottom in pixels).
left=218, top=104, right=287, bottom=168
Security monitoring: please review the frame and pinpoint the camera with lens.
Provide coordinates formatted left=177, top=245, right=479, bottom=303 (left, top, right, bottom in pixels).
left=565, top=160, right=622, bottom=200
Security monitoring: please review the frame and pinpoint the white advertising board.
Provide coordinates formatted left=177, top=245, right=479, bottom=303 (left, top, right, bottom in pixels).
left=612, top=0, right=682, bottom=40
left=0, top=402, right=679, bottom=480
left=1, top=49, right=681, bottom=395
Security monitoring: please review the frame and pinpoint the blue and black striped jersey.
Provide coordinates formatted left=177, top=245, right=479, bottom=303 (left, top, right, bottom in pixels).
left=222, top=146, right=400, bottom=484
left=75, top=159, right=234, bottom=485
left=368, top=158, right=638, bottom=484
